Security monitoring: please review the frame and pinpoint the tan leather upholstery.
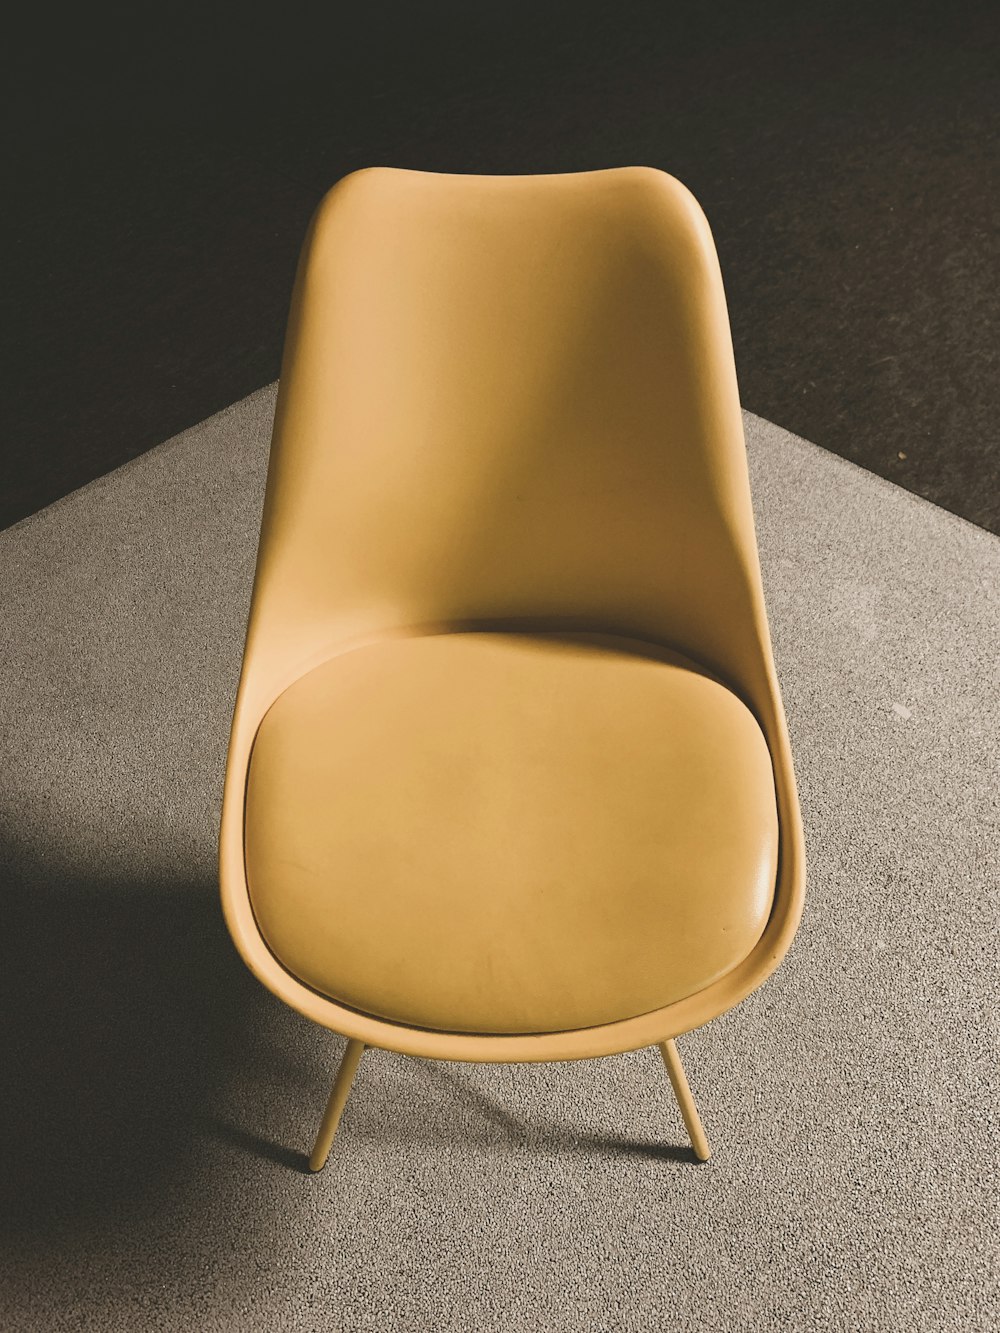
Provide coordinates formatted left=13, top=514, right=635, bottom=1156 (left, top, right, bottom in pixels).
left=220, top=166, right=805, bottom=1063
left=244, top=632, right=778, bottom=1034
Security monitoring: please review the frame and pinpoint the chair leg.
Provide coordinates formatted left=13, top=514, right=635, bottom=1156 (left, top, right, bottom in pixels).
left=309, top=1038, right=366, bottom=1172
left=658, top=1039, right=711, bottom=1161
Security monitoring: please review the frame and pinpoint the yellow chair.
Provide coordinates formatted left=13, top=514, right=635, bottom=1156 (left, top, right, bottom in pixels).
left=219, top=167, right=805, bottom=1168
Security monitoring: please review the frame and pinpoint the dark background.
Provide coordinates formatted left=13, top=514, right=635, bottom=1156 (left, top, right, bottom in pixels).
left=5, top=0, right=999, bottom=532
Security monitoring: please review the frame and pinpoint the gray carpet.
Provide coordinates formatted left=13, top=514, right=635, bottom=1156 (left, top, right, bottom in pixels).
left=1, top=386, right=997, bottom=1331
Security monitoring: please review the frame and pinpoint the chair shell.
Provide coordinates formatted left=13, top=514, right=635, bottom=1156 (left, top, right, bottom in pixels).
left=219, top=166, right=805, bottom=1077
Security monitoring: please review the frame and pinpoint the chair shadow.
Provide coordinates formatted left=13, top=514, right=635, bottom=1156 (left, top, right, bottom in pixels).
left=0, top=859, right=290, bottom=1240
left=593, top=1137, right=700, bottom=1164
left=205, top=1116, right=311, bottom=1174
left=414, top=1059, right=703, bottom=1164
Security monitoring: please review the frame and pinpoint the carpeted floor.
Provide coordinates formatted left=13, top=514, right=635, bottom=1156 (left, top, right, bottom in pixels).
left=1, top=386, right=997, bottom=1331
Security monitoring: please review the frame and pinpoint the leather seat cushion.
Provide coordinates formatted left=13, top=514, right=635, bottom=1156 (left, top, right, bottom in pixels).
left=244, top=632, right=778, bottom=1034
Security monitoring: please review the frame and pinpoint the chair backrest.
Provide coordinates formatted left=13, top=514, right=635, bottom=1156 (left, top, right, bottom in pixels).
left=240, top=167, right=775, bottom=726
left=221, top=167, right=805, bottom=1059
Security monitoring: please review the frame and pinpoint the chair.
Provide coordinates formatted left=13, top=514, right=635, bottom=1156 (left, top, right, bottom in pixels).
left=219, top=166, right=805, bottom=1169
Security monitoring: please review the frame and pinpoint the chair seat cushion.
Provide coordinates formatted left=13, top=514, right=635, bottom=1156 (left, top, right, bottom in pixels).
left=244, top=632, right=778, bottom=1034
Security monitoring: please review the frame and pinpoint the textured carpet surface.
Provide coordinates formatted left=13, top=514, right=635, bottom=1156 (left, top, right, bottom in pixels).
left=1, top=386, right=997, bottom=1331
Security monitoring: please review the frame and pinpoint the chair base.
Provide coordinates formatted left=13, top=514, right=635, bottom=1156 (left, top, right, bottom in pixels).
left=307, top=1035, right=711, bottom=1170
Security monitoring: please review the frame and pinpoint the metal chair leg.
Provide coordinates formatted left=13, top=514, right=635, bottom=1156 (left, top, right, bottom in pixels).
left=658, top=1038, right=711, bottom=1161
left=309, top=1038, right=366, bottom=1172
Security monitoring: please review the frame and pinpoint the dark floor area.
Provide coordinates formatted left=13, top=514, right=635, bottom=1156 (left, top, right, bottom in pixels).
left=5, top=0, right=999, bottom=532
